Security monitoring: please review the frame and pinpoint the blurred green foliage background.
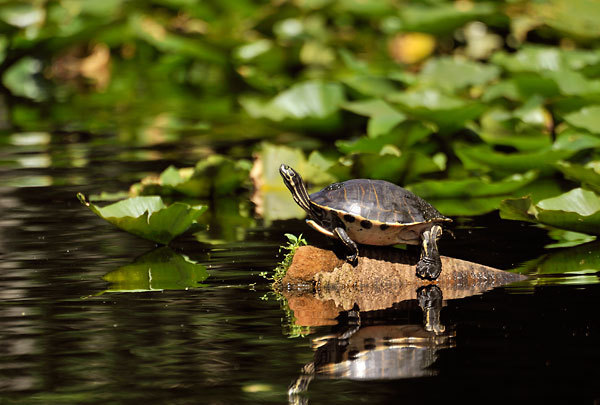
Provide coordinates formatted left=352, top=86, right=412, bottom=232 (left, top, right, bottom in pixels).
left=3, top=0, right=600, bottom=244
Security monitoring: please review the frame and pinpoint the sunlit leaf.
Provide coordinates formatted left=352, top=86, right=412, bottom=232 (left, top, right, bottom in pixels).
left=515, top=242, right=600, bottom=277
left=399, top=2, right=497, bottom=34
left=77, top=193, right=207, bottom=244
left=500, top=188, right=600, bottom=236
left=563, top=105, right=600, bottom=135
left=356, top=151, right=443, bottom=184
left=250, top=143, right=338, bottom=222
left=478, top=105, right=552, bottom=151
left=240, top=81, right=345, bottom=130
left=130, top=156, right=251, bottom=198
left=102, top=247, right=208, bottom=292
left=455, top=143, right=573, bottom=174
left=407, top=171, right=537, bottom=199
left=342, top=99, right=406, bottom=137
left=556, top=161, right=600, bottom=193
left=388, top=89, right=484, bottom=131
left=535, top=0, right=600, bottom=38
left=419, top=57, right=500, bottom=92
left=336, top=121, right=430, bottom=153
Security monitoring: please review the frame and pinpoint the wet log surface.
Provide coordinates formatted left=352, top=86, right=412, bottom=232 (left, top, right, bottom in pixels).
left=279, top=245, right=527, bottom=326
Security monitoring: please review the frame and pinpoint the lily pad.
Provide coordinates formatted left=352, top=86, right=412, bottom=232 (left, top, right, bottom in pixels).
left=500, top=188, right=600, bottom=236
left=563, top=105, right=600, bottom=135
left=342, top=99, right=406, bottom=137
left=239, top=81, right=345, bottom=130
left=77, top=193, right=207, bottom=244
left=419, top=57, right=500, bottom=92
left=556, top=161, right=600, bottom=193
left=250, top=143, right=338, bottom=222
left=407, top=171, right=538, bottom=199
left=477, top=104, right=552, bottom=151
left=387, top=88, right=485, bottom=132
left=102, top=247, right=208, bottom=292
left=336, top=121, right=431, bottom=154
left=455, top=143, right=573, bottom=174
left=515, top=241, right=600, bottom=277
left=130, top=155, right=251, bottom=198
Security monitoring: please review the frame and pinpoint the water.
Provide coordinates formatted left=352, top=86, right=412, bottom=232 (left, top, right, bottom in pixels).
left=1, top=134, right=600, bottom=404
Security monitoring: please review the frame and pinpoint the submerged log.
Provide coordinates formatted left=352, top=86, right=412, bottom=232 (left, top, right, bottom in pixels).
left=279, top=245, right=527, bottom=326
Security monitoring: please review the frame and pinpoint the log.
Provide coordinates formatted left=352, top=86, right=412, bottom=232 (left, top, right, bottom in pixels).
left=279, top=245, right=527, bottom=326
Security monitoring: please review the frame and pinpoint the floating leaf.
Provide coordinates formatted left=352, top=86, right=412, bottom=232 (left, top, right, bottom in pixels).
left=419, top=57, right=500, bottom=92
left=515, top=242, right=600, bottom=278
left=455, top=143, right=573, bottom=174
left=477, top=105, right=552, bottom=151
left=250, top=143, right=338, bottom=222
left=336, top=121, right=431, bottom=154
left=407, top=171, right=538, bottom=199
left=563, top=105, right=600, bottom=135
left=130, top=155, right=251, bottom=198
left=399, top=2, right=497, bottom=34
left=535, top=0, right=600, bottom=39
left=388, top=89, right=484, bottom=131
left=500, top=188, right=600, bottom=236
left=77, top=193, right=207, bottom=244
left=554, top=127, right=600, bottom=152
left=556, top=161, right=600, bottom=193
left=356, top=151, right=444, bottom=184
left=240, top=81, right=345, bottom=130
left=342, top=99, right=406, bottom=137
left=102, top=247, right=208, bottom=293
left=545, top=229, right=596, bottom=249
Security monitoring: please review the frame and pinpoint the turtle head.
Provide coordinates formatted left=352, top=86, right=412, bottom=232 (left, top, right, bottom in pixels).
left=279, top=164, right=302, bottom=189
left=279, top=164, right=312, bottom=213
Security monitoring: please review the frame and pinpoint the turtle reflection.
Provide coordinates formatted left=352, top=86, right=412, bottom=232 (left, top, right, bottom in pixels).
left=288, top=285, right=455, bottom=401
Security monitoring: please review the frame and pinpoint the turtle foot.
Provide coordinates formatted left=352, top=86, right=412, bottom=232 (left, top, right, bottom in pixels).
left=416, top=257, right=442, bottom=280
left=346, top=253, right=358, bottom=266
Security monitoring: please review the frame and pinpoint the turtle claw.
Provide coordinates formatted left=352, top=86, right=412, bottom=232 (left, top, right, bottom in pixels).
left=416, top=257, right=442, bottom=280
left=346, top=253, right=358, bottom=265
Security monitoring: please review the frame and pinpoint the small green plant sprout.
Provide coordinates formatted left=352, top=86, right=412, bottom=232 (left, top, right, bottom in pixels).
left=266, top=233, right=307, bottom=282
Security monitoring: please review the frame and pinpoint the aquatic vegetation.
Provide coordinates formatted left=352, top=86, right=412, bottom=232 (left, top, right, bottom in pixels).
left=262, top=234, right=307, bottom=283
left=77, top=193, right=207, bottom=244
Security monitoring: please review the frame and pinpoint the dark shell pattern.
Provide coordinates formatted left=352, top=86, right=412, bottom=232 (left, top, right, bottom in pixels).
left=310, top=179, right=446, bottom=226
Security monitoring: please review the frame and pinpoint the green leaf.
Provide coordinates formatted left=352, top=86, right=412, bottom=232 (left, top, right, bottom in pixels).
left=102, top=247, right=208, bottom=293
left=240, top=81, right=345, bottom=130
left=407, top=171, right=538, bottom=199
left=78, top=193, right=207, bottom=244
left=554, top=127, right=600, bottom=152
left=563, top=105, right=600, bottom=135
left=516, top=242, right=600, bottom=279
left=454, top=143, right=573, bottom=174
left=336, top=121, right=431, bottom=154
left=130, top=155, right=250, bottom=198
left=356, top=151, right=444, bottom=184
left=535, top=0, right=600, bottom=39
left=419, top=57, right=500, bottom=92
left=477, top=105, right=552, bottom=151
left=342, top=99, right=406, bottom=137
left=500, top=188, right=600, bottom=236
left=388, top=89, right=484, bottom=131
left=399, top=2, right=497, bottom=34
left=556, top=161, right=600, bottom=193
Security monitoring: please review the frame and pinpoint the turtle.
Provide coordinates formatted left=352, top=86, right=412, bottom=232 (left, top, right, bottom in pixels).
left=279, top=164, right=452, bottom=280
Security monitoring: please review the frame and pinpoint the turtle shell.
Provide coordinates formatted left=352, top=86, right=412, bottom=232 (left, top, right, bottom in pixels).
left=309, top=179, right=450, bottom=246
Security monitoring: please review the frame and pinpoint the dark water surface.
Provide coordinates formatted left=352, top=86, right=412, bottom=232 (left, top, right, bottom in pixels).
left=1, top=134, right=600, bottom=404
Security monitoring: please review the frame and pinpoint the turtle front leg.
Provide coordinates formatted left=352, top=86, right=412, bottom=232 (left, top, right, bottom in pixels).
left=416, top=224, right=443, bottom=280
left=333, top=227, right=359, bottom=264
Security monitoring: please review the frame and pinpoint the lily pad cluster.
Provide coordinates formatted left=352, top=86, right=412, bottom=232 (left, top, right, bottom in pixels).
left=2, top=1, right=600, bottom=246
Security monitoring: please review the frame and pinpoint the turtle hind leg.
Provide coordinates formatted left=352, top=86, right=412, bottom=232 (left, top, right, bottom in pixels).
left=333, top=227, right=359, bottom=264
left=416, top=224, right=443, bottom=280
